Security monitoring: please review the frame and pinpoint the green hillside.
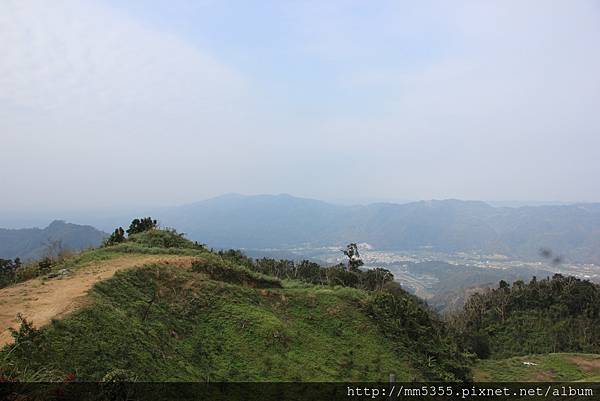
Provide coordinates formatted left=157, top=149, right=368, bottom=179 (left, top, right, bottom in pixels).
left=0, top=228, right=470, bottom=382
left=4, top=225, right=600, bottom=383
left=474, top=353, right=600, bottom=382
left=451, top=275, right=600, bottom=360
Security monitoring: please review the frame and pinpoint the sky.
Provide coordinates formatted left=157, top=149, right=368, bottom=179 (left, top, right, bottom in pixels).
left=1, top=0, right=600, bottom=211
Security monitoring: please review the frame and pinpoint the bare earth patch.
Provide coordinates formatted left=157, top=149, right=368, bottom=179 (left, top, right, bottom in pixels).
left=567, top=355, right=600, bottom=373
left=533, top=370, right=556, bottom=381
left=0, top=255, right=197, bottom=346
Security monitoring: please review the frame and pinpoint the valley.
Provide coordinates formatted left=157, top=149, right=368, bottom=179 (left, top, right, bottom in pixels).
left=245, top=246, right=600, bottom=310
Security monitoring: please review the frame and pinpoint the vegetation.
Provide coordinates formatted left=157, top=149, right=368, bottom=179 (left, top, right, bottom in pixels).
left=127, top=229, right=205, bottom=250
left=0, top=257, right=22, bottom=287
left=104, top=227, right=125, bottom=246
left=0, top=219, right=206, bottom=290
left=452, top=274, right=600, bottom=359
left=0, top=229, right=471, bottom=382
left=365, top=284, right=472, bottom=381
left=191, top=258, right=282, bottom=288
left=102, top=217, right=206, bottom=251
left=0, top=256, right=59, bottom=289
left=342, top=243, right=364, bottom=272
left=0, top=262, right=451, bottom=381
left=473, top=353, right=600, bottom=382
left=3, top=218, right=600, bottom=383
left=246, top=252, right=393, bottom=292
left=126, top=217, right=158, bottom=235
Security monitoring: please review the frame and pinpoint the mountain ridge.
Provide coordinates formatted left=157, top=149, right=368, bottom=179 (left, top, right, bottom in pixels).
left=0, top=220, right=107, bottom=261
left=155, top=194, right=600, bottom=264
left=3, top=195, right=600, bottom=264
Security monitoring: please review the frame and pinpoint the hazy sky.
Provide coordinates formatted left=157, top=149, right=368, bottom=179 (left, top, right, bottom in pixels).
left=1, top=0, right=599, bottom=210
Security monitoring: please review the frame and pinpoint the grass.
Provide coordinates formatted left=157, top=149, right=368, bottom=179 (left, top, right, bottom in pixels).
left=474, top=353, right=600, bottom=381
left=0, top=229, right=471, bottom=382
left=0, top=229, right=209, bottom=290
left=191, top=256, right=282, bottom=288
left=0, top=243, right=208, bottom=290
left=1, top=263, right=418, bottom=381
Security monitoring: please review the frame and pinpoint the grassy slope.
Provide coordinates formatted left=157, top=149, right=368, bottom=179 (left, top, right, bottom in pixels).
left=474, top=353, right=600, bottom=382
left=6, top=236, right=598, bottom=383
left=1, top=253, right=419, bottom=381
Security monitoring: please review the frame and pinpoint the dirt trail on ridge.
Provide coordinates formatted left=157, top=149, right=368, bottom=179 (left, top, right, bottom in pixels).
left=0, top=254, right=196, bottom=346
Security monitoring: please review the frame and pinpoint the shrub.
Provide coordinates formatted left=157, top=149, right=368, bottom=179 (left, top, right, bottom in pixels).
left=104, top=227, right=126, bottom=246
left=126, top=217, right=157, bottom=235
left=366, top=291, right=472, bottom=381
left=9, top=314, right=40, bottom=346
left=0, top=258, right=20, bottom=288
left=102, top=368, right=138, bottom=382
left=360, top=268, right=394, bottom=291
left=38, top=257, right=53, bottom=272
left=192, top=259, right=281, bottom=288
left=128, top=229, right=206, bottom=250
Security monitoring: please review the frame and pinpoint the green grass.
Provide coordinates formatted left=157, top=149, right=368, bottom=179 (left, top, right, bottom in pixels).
left=0, top=229, right=473, bottom=382
left=0, top=229, right=209, bottom=290
left=474, top=353, right=600, bottom=381
left=0, top=243, right=208, bottom=290
left=1, top=263, right=420, bottom=381
left=191, top=256, right=282, bottom=288
left=126, top=229, right=207, bottom=250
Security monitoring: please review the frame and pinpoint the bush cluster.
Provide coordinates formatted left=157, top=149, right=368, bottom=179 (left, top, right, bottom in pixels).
left=0, top=258, right=22, bottom=287
left=191, top=258, right=282, bottom=288
left=366, top=288, right=472, bottom=381
left=249, top=257, right=393, bottom=291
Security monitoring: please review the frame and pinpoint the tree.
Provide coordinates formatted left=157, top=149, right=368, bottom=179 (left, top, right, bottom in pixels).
left=296, top=260, right=321, bottom=283
left=0, top=258, right=20, bottom=287
left=105, top=227, right=126, bottom=246
left=362, top=268, right=394, bottom=291
left=342, top=243, right=364, bottom=271
left=38, top=257, right=52, bottom=271
left=0, top=258, right=16, bottom=271
left=126, top=217, right=157, bottom=235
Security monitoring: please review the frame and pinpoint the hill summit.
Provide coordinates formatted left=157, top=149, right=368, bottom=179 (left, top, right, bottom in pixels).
left=0, top=226, right=470, bottom=382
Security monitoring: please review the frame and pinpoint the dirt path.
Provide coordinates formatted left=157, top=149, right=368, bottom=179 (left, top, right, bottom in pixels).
left=567, top=355, right=600, bottom=373
left=0, top=254, right=197, bottom=347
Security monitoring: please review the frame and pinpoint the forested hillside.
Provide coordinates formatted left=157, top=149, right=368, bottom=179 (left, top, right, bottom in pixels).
left=453, top=275, right=600, bottom=359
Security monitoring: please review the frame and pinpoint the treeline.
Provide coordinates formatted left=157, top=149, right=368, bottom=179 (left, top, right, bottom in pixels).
left=452, top=274, right=600, bottom=359
left=215, top=249, right=394, bottom=292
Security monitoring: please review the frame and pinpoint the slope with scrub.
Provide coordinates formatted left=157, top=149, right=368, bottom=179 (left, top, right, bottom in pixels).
left=0, top=228, right=471, bottom=382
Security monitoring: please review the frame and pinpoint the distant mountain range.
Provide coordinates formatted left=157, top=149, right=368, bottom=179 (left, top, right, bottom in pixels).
left=0, top=220, right=106, bottom=261
left=155, top=194, right=600, bottom=264
left=2, top=194, right=600, bottom=264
